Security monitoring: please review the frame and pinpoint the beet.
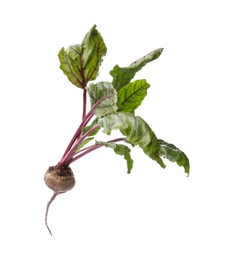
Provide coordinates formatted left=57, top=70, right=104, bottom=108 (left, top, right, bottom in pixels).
left=44, top=166, right=75, bottom=193
left=44, top=166, right=75, bottom=235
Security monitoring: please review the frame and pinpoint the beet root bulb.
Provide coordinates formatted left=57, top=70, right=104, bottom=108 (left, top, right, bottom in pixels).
left=44, top=166, right=75, bottom=235
left=44, top=166, right=75, bottom=193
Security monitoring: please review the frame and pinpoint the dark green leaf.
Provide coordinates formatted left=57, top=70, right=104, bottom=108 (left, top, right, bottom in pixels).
left=96, top=141, right=133, bottom=173
left=87, top=82, right=117, bottom=117
left=58, top=24, right=107, bottom=88
left=117, top=79, right=150, bottom=113
left=110, top=48, right=163, bottom=91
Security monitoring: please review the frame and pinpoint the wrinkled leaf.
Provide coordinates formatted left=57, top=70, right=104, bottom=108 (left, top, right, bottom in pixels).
left=157, top=139, right=190, bottom=174
left=74, top=137, right=94, bottom=152
left=110, top=48, right=163, bottom=91
left=58, top=24, right=107, bottom=88
left=98, top=112, right=166, bottom=169
left=117, top=79, right=150, bottom=113
left=87, top=82, right=117, bottom=117
left=96, top=141, right=133, bottom=173
left=98, top=112, right=189, bottom=173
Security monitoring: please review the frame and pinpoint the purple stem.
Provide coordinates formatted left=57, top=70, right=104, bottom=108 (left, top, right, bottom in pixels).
left=82, top=89, right=87, bottom=120
left=60, top=124, right=100, bottom=166
left=61, top=112, right=94, bottom=159
left=68, top=137, right=126, bottom=165
left=60, top=94, right=115, bottom=161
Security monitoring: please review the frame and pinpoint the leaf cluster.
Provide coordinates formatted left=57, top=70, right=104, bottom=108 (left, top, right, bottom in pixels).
left=58, top=24, right=190, bottom=174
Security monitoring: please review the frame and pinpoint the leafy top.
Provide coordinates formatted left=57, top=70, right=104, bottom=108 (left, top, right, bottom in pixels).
left=58, top=25, right=190, bottom=175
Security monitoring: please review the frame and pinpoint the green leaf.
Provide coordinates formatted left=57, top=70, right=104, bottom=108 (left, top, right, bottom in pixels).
left=96, top=141, right=133, bottom=173
left=98, top=112, right=166, bottom=169
left=117, top=79, right=150, bottom=113
left=110, top=48, right=163, bottom=91
left=157, top=139, right=190, bottom=174
left=82, top=118, right=100, bottom=136
left=98, top=112, right=189, bottom=174
left=74, top=137, right=94, bottom=152
left=87, top=81, right=117, bottom=117
left=58, top=24, right=107, bottom=88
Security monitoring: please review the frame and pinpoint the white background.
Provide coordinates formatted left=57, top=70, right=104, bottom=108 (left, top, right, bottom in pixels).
left=1, top=0, right=240, bottom=259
